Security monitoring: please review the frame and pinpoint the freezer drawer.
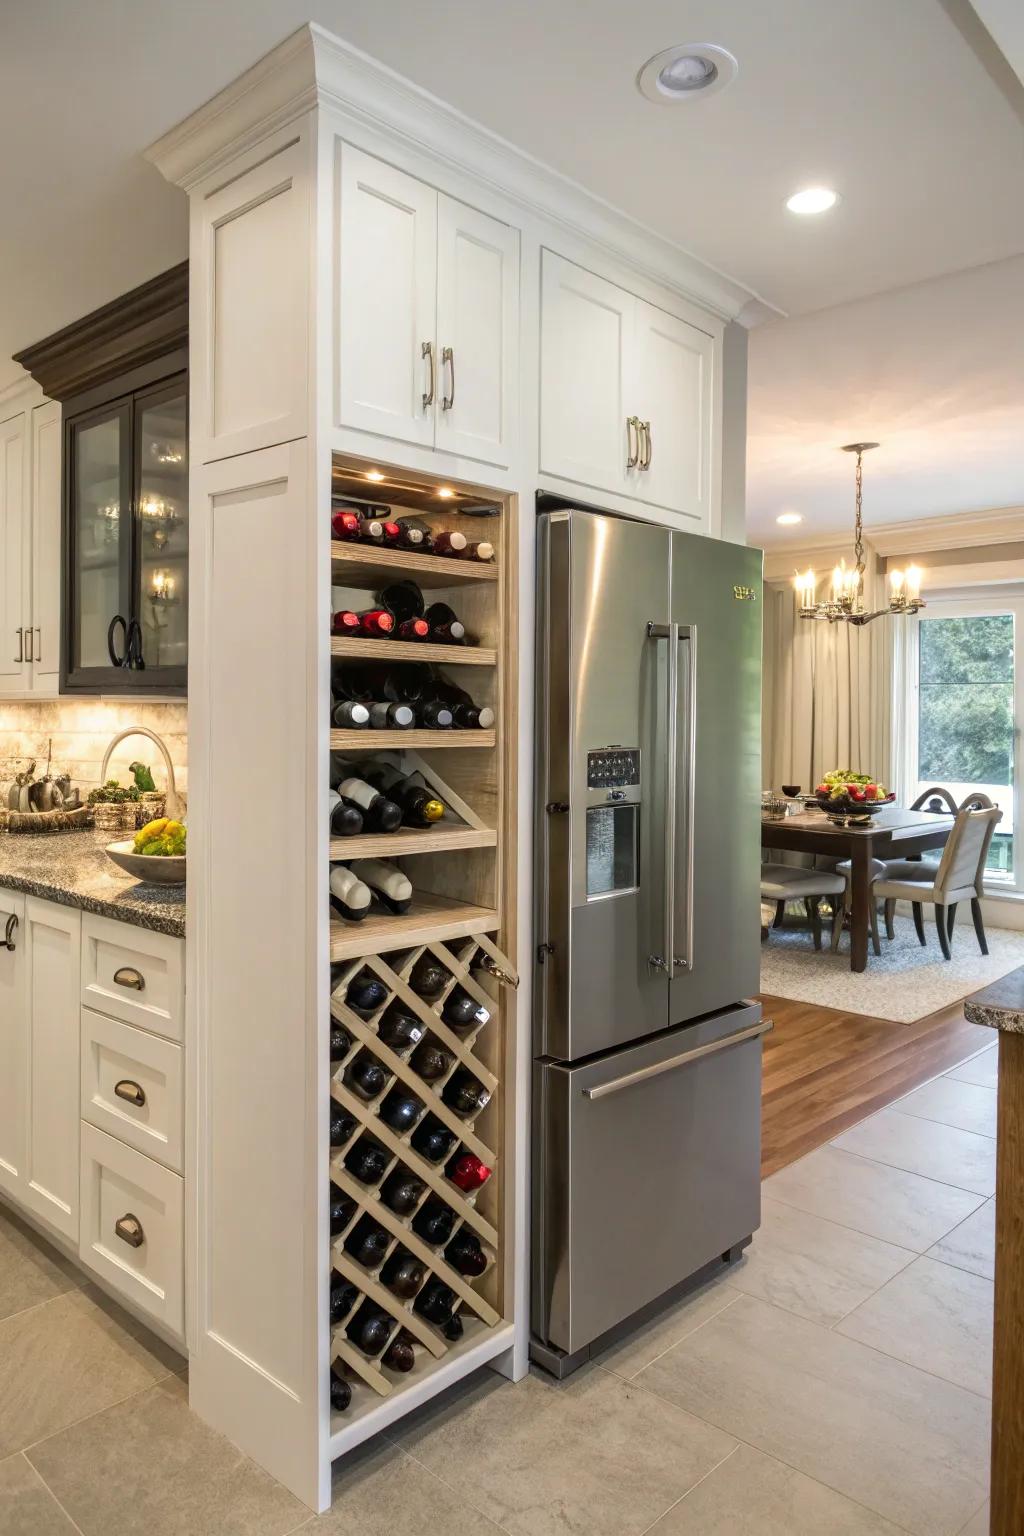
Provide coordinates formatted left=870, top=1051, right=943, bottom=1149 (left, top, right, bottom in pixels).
left=532, top=1002, right=766, bottom=1357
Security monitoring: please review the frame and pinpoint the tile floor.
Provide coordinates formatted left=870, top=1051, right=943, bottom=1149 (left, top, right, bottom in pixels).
left=0, top=1041, right=998, bottom=1536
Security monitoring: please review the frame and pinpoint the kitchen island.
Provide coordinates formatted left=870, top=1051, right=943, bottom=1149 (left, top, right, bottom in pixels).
left=0, top=827, right=184, bottom=936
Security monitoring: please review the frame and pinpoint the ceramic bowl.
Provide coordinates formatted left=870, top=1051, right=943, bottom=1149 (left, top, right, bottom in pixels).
left=105, top=839, right=186, bottom=885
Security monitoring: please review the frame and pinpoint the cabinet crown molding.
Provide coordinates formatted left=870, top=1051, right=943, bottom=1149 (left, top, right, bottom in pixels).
left=144, top=23, right=772, bottom=325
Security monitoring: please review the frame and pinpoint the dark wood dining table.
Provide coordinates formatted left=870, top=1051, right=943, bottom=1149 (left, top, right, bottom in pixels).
left=761, top=804, right=955, bottom=973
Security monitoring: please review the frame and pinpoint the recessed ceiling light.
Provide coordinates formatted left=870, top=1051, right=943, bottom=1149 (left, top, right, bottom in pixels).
left=637, top=44, right=738, bottom=104
left=776, top=511, right=803, bottom=525
left=364, top=469, right=385, bottom=482
left=437, top=487, right=455, bottom=500
left=786, top=187, right=839, bottom=215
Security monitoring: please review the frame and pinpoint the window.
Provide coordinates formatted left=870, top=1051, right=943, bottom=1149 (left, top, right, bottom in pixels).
left=901, top=596, right=1021, bottom=889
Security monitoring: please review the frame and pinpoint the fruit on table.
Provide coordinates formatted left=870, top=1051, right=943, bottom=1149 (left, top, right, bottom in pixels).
left=818, top=770, right=889, bottom=803
left=133, top=818, right=186, bottom=857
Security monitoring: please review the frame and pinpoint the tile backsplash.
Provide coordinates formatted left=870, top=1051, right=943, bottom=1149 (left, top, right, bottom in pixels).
left=0, top=700, right=187, bottom=802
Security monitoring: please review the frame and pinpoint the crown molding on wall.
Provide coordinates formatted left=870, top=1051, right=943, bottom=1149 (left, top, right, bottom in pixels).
left=760, top=504, right=1024, bottom=573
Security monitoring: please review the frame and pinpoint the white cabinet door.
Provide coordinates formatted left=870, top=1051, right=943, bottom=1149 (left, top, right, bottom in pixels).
left=337, top=146, right=437, bottom=448
left=31, top=401, right=61, bottom=691
left=435, top=197, right=518, bottom=469
left=0, top=412, right=29, bottom=692
left=22, top=899, right=81, bottom=1242
left=632, top=299, right=715, bottom=527
left=539, top=252, right=636, bottom=497
left=0, top=891, right=27, bottom=1202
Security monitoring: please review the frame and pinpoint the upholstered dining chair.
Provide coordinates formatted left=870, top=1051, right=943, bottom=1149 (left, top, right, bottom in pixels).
left=760, top=862, right=847, bottom=951
left=879, top=790, right=995, bottom=887
left=874, top=805, right=1003, bottom=960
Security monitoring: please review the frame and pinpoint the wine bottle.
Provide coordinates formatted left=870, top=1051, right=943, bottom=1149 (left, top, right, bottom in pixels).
left=441, top=1311, right=464, bottom=1342
left=330, top=1278, right=360, bottom=1323
left=413, top=1277, right=457, bottom=1326
left=433, top=530, right=467, bottom=557
left=347, top=1304, right=393, bottom=1357
left=331, top=505, right=362, bottom=541
left=366, top=701, right=415, bottom=731
left=381, top=1169, right=426, bottom=1216
left=410, top=1115, right=458, bottom=1164
left=332, top=609, right=360, bottom=637
left=330, top=1187, right=357, bottom=1235
left=330, top=1105, right=357, bottom=1147
left=377, top=581, right=425, bottom=623
left=394, top=517, right=432, bottom=551
left=330, top=1369, right=352, bottom=1410
left=411, top=1198, right=456, bottom=1246
left=329, top=866, right=372, bottom=923
left=382, top=1333, right=416, bottom=1373
left=379, top=1088, right=424, bottom=1133
left=380, top=1251, right=427, bottom=1299
left=344, top=1137, right=390, bottom=1185
left=344, top=1217, right=391, bottom=1269
left=462, top=539, right=494, bottom=563
left=442, top=986, right=490, bottom=1032
left=446, top=1151, right=492, bottom=1193
left=409, top=1040, right=454, bottom=1083
left=363, top=765, right=445, bottom=825
left=445, top=1229, right=487, bottom=1277
left=409, top=954, right=449, bottom=1001
left=330, top=1022, right=353, bottom=1063
left=442, top=1069, right=491, bottom=1119
left=376, top=1003, right=424, bottom=1052
left=349, top=859, right=413, bottom=914
left=430, top=677, right=495, bottom=730
left=352, top=608, right=395, bottom=639
left=345, top=968, right=389, bottom=1017
left=423, top=602, right=466, bottom=644
left=337, top=778, right=402, bottom=833
left=332, top=699, right=371, bottom=730
left=396, top=617, right=429, bottom=641
left=329, top=790, right=364, bottom=838
left=359, top=511, right=398, bottom=547
left=332, top=662, right=374, bottom=703
left=343, top=1050, right=389, bottom=1101
left=417, top=700, right=454, bottom=729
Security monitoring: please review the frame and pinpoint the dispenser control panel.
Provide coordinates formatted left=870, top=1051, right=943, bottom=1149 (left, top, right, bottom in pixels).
left=586, top=748, right=640, bottom=789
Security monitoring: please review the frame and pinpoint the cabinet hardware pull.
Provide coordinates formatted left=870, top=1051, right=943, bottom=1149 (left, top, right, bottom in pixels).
left=583, top=1019, right=773, bottom=1100
left=24, top=625, right=33, bottom=664
left=113, top=966, right=146, bottom=992
left=421, top=341, right=435, bottom=408
left=34, top=628, right=41, bottom=664
left=475, top=955, right=520, bottom=990
left=114, top=1079, right=147, bottom=1107
left=441, top=346, right=455, bottom=410
left=107, top=614, right=127, bottom=667
left=626, top=416, right=640, bottom=469
left=641, top=420, right=653, bottom=469
left=1, top=914, right=17, bottom=952
left=14, top=627, right=23, bottom=664
left=114, top=1212, right=145, bottom=1249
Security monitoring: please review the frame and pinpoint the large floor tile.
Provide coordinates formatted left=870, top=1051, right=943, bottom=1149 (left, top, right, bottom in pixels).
left=0, top=1453, right=79, bottom=1534
left=634, top=1294, right=990, bottom=1536
left=831, top=1109, right=996, bottom=1196
left=594, top=1273, right=739, bottom=1379
left=0, top=1206, right=81, bottom=1323
left=394, top=1364, right=736, bottom=1536
left=959, top=1501, right=989, bottom=1534
left=308, top=1435, right=503, bottom=1534
left=727, top=1197, right=915, bottom=1326
left=928, top=1198, right=996, bottom=1281
left=0, top=1288, right=175, bottom=1458
left=837, top=1255, right=993, bottom=1398
left=648, top=1442, right=906, bottom=1535
left=946, top=1047, right=998, bottom=1089
left=27, top=1374, right=307, bottom=1536
left=765, top=1144, right=985, bottom=1251
left=895, top=1077, right=997, bottom=1138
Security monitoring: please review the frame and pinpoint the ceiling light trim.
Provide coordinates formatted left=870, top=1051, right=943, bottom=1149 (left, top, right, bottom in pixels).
left=637, top=44, right=738, bottom=104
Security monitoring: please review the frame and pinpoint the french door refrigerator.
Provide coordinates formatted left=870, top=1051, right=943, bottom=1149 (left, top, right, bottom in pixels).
left=532, top=501, right=767, bottom=1374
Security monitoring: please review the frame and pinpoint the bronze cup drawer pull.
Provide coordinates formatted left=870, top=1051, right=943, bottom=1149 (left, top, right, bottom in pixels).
left=113, top=966, right=146, bottom=992
left=114, top=1079, right=147, bottom=1108
left=114, top=1212, right=145, bottom=1249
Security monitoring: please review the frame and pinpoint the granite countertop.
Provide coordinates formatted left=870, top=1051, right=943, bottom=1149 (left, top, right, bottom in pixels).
left=0, top=828, right=185, bottom=938
left=964, top=965, right=1024, bottom=1034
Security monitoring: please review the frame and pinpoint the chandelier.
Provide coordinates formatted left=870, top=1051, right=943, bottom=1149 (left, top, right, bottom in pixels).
left=793, top=443, right=925, bottom=625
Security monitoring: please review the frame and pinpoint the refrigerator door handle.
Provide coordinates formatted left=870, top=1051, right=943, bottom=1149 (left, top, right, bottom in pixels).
left=646, top=620, right=679, bottom=972
left=583, top=1017, right=773, bottom=1099
left=675, top=624, right=697, bottom=973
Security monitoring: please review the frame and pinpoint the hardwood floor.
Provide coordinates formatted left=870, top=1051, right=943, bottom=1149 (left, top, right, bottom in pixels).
left=759, top=992, right=993, bottom=1178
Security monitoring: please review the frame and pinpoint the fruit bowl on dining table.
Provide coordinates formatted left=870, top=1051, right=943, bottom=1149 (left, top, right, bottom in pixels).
left=105, top=818, right=186, bottom=885
left=814, top=772, right=895, bottom=825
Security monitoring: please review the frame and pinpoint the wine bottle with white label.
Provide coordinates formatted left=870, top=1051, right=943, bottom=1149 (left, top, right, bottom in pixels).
left=337, top=777, right=402, bottom=833
left=349, top=858, right=413, bottom=914
left=329, top=866, right=372, bottom=923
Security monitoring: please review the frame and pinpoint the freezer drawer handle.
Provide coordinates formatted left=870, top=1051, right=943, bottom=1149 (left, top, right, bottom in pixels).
left=582, top=1019, right=772, bottom=1101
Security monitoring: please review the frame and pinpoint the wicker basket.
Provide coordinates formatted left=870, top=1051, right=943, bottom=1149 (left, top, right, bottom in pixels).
left=91, top=802, right=137, bottom=834
left=136, top=792, right=167, bottom=828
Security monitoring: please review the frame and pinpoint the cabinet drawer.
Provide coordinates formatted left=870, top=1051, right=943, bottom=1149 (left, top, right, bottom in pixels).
left=80, top=1122, right=184, bottom=1341
left=81, top=1009, right=183, bottom=1172
left=81, top=914, right=183, bottom=1041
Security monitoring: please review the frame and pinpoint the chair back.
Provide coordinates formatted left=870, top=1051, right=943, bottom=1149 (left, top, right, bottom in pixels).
left=911, top=786, right=958, bottom=814
left=933, top=806, right=1003, bottom=895
left=958, top=791, right=994, bottom=811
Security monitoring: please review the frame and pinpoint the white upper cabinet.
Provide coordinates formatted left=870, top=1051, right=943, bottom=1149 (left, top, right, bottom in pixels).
left=540, top=251, right=718, bottom=529
left=0, top=412, right=29, bottom=693
left=337, top=146, right=518, bottom=470
left=30, top=400, right=61, bottom=691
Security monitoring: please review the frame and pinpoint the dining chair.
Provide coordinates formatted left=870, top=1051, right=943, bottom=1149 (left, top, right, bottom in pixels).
left=879, top=790, right=995, bottom=892
left=760, top=862, right=847, bottom=951
left=831, top=857, right=888, bottom=957
left=874, top=806, right=1003, bottom=960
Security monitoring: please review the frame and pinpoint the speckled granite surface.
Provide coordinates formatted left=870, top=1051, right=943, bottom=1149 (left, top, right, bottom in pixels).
left=964, top=965, right=1024, bottom=1034
left=0, top=828, right=185, bottom=937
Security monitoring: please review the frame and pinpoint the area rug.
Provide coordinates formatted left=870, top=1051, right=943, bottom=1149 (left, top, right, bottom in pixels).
left=760, top=914, right=1024, bottom=1023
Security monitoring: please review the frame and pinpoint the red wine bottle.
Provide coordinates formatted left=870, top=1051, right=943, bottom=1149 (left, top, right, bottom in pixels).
left=332, top=609, right=361, bottom=637
left=331, top=506, right=362, bottom=541
left=442, top=1070, right=491, bottom=1119
left=411, top=1198, right=456, bottom=1246
left=413, top=1278, right=457, bottom=1325
left=382, top=1332, right=416, bottom=1372
left=353, top=608, right=395, bottom=639
left=446, top=1151, right=491, bottom=1192
left=396, top=617, right=430, bottom=641
left=381, top=1169, right=426, bottom=1216
left=444, top=1229, right=487, bottom=1277
left=433, top=530, right=467, bottom=557
left=329, top=790, right=364, bottom=838
left=377, top=581, right=425, bottom=622
left=330, top=1369, right=352, bottom=1410
left=337, top=779, right=402, bottom=833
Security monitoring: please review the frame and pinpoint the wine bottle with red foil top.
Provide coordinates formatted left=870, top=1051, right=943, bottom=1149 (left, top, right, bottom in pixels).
left=331, top=504, right=362, bottom=541
left=352, top=608, right=395, bottom=639
left=446, top=1151, right=492, bottom=1193
left=395, top=616, right=430, bottom=641
left=331, top=608, right=360, bottom=637
left=432, top=530, right=467, bottom=557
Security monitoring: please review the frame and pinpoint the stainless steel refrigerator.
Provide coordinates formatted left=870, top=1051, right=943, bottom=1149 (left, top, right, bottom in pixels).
left=531, top=501, right=768, bottom=1375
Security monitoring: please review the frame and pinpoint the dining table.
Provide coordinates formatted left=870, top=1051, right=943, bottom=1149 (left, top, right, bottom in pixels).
left=760, top=803, right=955, bottom=972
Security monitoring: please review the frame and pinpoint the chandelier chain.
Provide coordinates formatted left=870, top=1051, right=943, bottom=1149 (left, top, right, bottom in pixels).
left=853, top=451, right=865, bottom=580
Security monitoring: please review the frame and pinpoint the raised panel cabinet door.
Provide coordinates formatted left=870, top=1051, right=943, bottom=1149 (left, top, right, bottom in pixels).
left=435, top=196, right=518, bottom=469
left=0, top=891, right=27, bottom=1201
left=23, top=899, right=81, bottom=1242
left=632, top=299, right=715, bottom=527
left=539, top=251, right=635, bottom=497
left=337, top=145, right=438, bottom=448
left=0, top=411, right=29, bottom=691
left=31, top=400, right=61, bottom=690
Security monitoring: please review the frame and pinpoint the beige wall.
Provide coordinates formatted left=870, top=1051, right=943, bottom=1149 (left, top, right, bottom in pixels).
left=0, top=700, right=187, bottom=802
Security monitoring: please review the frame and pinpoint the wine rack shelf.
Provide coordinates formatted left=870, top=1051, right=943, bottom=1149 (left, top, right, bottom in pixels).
left=329, top=826, right=496, bottom=861
left=331, top=540, right=498, bottom=587
left=330, top=636, right=496, bottom=667
left=329, top=894, right=499, bottom=960
left=330, top=728, right=494, bottom=751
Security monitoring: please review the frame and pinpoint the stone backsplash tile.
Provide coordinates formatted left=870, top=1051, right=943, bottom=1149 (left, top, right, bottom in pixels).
left=1, top=700, right=187, bottom=798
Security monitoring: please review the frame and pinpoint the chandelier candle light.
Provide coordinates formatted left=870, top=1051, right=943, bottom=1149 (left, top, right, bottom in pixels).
left=794, top=443, right=924, bottom=625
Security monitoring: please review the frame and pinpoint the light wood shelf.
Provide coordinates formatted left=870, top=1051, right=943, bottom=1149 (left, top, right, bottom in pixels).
left=330, top=728, right=494, bottom=751
left=329, top=826, right=496, bottom=860
left=331, top=540, right=498, bottom=586
left=330, top=636, right=496, bottom=666
left=329, top=893, right=499, bottom=959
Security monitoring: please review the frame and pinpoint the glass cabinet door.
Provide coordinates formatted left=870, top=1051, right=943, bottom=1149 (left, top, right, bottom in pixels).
left=68, top=402, right=132, bottom=676
left=135, top=383, right=187, bottom=679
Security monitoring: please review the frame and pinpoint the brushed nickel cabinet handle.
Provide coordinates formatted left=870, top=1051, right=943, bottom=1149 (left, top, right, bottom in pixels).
left=421, top=341, right=435, bottom=408
left=113, top=966, right=145, bottom=992
left=24, top=625, right=33, bottom=663
left=114, top=1079, right=146, bottom=1107
left=441, top=346, right=455, bottom=410
left=2, top=914, right=17, bottom=952
left=626, top=416, right=640, bottom=469
left=35, top=628, right=41, bottom=663
left=642, top=420, right=652, bottom=469
left=14, top=627, right=22, bottom=664
left=114, top=1212, right=145, bottom=1249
